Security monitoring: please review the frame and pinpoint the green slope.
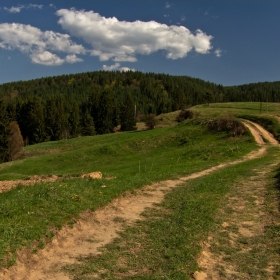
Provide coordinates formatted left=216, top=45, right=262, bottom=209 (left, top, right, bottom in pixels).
left=0, top=103, right=279, bottom=272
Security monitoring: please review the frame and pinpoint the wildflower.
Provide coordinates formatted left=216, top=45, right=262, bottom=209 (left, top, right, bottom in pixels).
left=71, top=195, right=80, bottom=201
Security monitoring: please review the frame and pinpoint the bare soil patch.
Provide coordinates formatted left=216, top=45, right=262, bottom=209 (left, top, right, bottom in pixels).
left=0, top=121, right=278, bottom=280
left=0, top=172, right=102, bottom=194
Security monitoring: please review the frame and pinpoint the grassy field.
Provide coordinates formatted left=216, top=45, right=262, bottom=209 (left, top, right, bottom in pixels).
left=63, top=147, right=280, bottom=279
left=0, top=117, right=254, bottom=181
left=193, top=102, right=280, bottom=118
left=0, top=102, right=279, bottom=278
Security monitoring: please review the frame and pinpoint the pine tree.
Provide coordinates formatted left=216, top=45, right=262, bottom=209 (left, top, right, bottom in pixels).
left=68, top=101, right=80, bottom=137
left=120, top=91, right=136, bottom=131
left=81, top=109, right=95, bottom=136
left=96, top=88, right=116, bottom=134
left=0, top=98, right=10, bottom=162
left=87, top=90, right=100, bottom=130
left=45, top=96, right=68, bottom=141
left=19, top=96, right=45, bottom=145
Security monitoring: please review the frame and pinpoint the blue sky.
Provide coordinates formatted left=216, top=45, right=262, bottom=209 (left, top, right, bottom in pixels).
left=0, top=0, right=279, bottom=86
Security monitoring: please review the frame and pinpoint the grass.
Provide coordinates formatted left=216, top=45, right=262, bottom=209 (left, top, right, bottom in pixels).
left=0, top=118, right=254, bottom=268
left=207, top=148, right=280, bottom=279
left=62, top=147, right=280, bottom=280
left=194, top=102, right=280, bottom=118
left=194, top=102, right=280, bottom=141
left=0, top=119, right=254, bottom=181
left=0, top=102, right=280, bottom=276
left=238, top=114, right=280, bottom=141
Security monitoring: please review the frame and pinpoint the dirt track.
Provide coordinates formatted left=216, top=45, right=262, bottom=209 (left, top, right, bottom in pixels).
left=0, top=121, right=278, bottom=280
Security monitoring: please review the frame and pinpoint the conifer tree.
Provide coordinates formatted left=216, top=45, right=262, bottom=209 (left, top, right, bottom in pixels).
left=45, top=96, right=68, bottom=140
left=68, top=101, right=80, bottom=137
left=0, top=98, right=10, bottom=162
left=19, top=96, right=45, bottom=145
left=120, top=91, right=136, bottom=131
left=88, top=91, right=100, bottom=128
left=96, top=88, right=116, bottom=134
left=81, top=109, right=95, bottom=136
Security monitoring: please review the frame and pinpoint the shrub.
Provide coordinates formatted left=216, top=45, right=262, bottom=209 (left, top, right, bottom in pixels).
left=145, top=114, right=158, bottom=130
left=8, top=121, right=24, bottom=161
left=207, top=116, right=247, bottom=137
left=176, top=109, right=199, bottom=122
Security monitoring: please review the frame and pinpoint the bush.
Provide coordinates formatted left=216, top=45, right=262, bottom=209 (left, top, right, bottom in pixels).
left=8, top=121, right=24, bottom=160
left=207, top=116, right=247, bottom=137
left=145, top=114, right=158, bottom=130
left=176, top=109, right=199, bottom=122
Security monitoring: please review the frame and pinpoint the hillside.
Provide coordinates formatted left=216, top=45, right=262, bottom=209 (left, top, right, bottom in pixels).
left=0, top=103, right=280, bottom=279
left=1, top=71, right=280, bottom=164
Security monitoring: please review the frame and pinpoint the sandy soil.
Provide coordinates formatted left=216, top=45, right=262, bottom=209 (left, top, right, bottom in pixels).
left=0, top=121, right=278, bottom=280
left=0, top=173, right=103, bottom=194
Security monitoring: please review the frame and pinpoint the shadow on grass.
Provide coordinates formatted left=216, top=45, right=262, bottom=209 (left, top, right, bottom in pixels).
left=274, top=165, right=280, bottom=211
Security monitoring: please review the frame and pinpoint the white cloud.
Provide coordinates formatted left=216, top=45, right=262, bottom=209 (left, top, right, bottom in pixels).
left=214, top=48, right=222, bottom=57
left=181, top=16, right=186, bottom=21
left=0, top=23, right=85, bottom=65
left=103, top=63, right=121, bottom=71
left=65, top=54, right=83, bottom=63
left=120, top=66, right=135, bottom=72
left=4, top=6, right=23, bottom=13
left=165, top=2, right=171, bottom=8
left=28, top=4, right=43, bottom=9
left=30, top=51, right=64, bottom=65
left=102, top=63, right=135, bottom=72
left=56, top=9, right=213, bottom=62
left=4, top=4, right=43, bottom=13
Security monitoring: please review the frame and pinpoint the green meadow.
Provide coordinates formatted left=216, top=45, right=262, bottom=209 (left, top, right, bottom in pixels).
left=0, top=102, right=279, bottom=279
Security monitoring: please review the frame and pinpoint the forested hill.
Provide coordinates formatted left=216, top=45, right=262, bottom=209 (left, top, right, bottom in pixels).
left=224, top=81, right=280, bottom=102
left=1, top=71, right=280, bottom=106
left=0, top=71, right=221, bottom=112
left=0, top=70, right=280, bottom=163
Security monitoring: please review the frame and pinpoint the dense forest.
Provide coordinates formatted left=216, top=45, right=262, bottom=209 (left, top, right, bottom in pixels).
left=0, top=70, right=280, bottom=162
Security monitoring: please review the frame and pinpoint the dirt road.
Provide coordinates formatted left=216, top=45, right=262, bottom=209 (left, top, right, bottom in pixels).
left=0, top=121, right=278, bottom=280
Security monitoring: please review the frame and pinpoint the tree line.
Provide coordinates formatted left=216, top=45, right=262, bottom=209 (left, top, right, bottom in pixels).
left=0, top=70, right=280, bottom=163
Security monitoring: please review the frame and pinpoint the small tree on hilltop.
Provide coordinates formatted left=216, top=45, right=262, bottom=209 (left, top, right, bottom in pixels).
left=145, top=114, right=158, bottom=130
left=204, top=91, right=214, bottom=106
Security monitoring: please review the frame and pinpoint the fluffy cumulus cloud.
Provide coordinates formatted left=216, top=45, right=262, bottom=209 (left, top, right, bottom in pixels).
left=102, top=63, right=135, bottom=72
left=0, top=23, right=85, bottom=65
left=65, top=54, right=83, bottom=63
left=30, top=51, right=64, bottom=66
left=56, top=9, right=213, bottom=62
